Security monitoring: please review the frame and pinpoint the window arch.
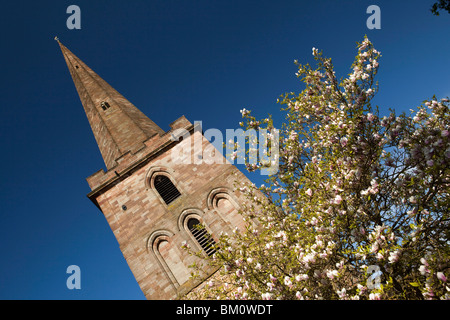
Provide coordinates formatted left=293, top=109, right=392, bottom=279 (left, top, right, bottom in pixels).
left=187, top=218, right=216, bottom=257
left=154, top=175, right=181, bottom=205
left=207, top=188, right=243, bottom=230
left=147, top=230, right=190, bottom=290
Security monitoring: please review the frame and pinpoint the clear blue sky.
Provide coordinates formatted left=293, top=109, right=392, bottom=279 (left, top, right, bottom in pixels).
left=0, top=0, right=449, bottom=299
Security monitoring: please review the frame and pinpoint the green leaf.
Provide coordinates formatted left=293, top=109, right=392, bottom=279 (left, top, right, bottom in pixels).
left=409, top=282, right=420, bottom=287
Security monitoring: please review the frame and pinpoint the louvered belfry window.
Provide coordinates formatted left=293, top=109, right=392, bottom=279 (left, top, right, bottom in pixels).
left=187, top=218, right=216, bottom=257
left=154, top=175, right=181, bottom=205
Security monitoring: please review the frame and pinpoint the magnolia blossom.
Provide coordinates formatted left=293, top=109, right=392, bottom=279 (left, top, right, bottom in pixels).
left=181, top=241, right=190, bottom=249
left=185, top=37, right=450, bottom=301
left=239, top=108, right=249, bottom=116
left=388, top=250, right=400, bottom=263
left=266, top=282, right=275, bottom=291
left=236, top=269, right=244, bottom=277
left=337, top=288, right=347, bottom=299
left=420, top=258, right=429, bottom=266
left=295, top=274, right=309, bottom=281
left=261, top=292, right=272, bottom=300
left=333, top=195, right=343, bottom=205
left=419, top=265, right=429, bottom=275
left=369, top=293, right=381, bottom=300
left=284, top=276, right=293, bottom=287
left=303, top=253, right=316, bottom=264
left=437, top=272, right=447, bottom=282
left=326, top=269, right=339, bottom=280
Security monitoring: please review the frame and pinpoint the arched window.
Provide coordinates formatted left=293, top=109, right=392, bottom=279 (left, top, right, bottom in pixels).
left=187, top=218, right=216, bottom=257
left=207, top=189, right=243, bottom=231
left=148, top=231, right=190, bottom=290
left=154, top=175, right=181, bottom=205
left=156, top=238, right=190, bottom=286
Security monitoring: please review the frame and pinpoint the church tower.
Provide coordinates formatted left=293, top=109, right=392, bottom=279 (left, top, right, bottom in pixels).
left=57, top=40, right=252, bottom=299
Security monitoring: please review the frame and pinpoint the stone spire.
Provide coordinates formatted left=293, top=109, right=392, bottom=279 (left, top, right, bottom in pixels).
left=57, top=38, right=165, bottom=170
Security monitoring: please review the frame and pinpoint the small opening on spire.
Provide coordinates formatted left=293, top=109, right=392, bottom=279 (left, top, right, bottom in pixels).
left=75, top=65, right=79, bottom=69
left=101, top=101, right=111, bottom=111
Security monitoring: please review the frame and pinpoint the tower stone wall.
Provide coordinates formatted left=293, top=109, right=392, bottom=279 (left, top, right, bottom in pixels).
left=87, top=118, right=250, bottom=299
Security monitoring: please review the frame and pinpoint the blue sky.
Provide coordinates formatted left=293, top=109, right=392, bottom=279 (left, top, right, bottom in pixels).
left=0, top=0, right=449, bottom=299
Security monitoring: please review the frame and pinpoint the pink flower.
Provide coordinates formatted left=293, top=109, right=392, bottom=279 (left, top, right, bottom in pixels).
left=369, top=293, right=381, bottom=300
left=437, top=272, right=447, bottom=282
left=236, top=269, right=244, bottom=277
left=337, top=288, right=347, bottom=299
left=370, top=242, right=379, bottom=253
left=388, top=251, right=400, bottom=263
left=262, top=292, right=272, bottom=300
left=303, top=253, right=315, bottom=264
left=340, top=137, right=348, bottom=147
left=367, top=113, right=375, bottom=121
left=289, top=130, right=298, bottom=141
left=181, top=241, right=190, bottom=249
left=284, top=276, right=293, bottom=287
left=419, top=265, right=429, bottom=275
left=306, top=188, right=313, bottom=197
left=295, top=274, right=309, bottom=281
left=334, top=195, right=343, bottom=205
left=265, top=241, right=274, bottom=249
left=326, top=270, right=339, bottom=280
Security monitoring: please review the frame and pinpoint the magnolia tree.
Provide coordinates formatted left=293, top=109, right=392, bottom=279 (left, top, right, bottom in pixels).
left=185, top=37, right=450, bottom=300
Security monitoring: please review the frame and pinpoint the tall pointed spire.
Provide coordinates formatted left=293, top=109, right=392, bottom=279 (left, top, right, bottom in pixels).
left=57, top=39, right=165, bottom=170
